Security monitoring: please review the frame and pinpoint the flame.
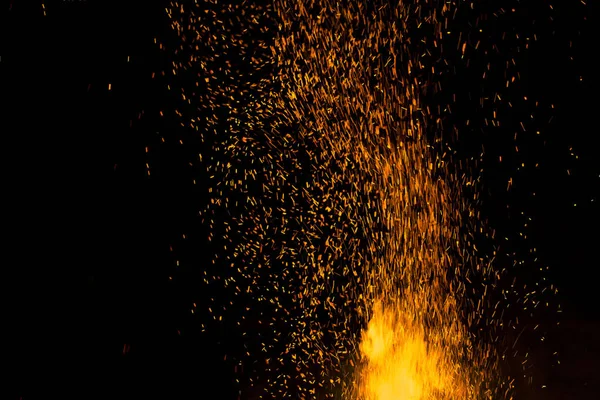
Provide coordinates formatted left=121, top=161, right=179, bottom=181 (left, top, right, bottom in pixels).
left=356, top=300, right=469, bottom=400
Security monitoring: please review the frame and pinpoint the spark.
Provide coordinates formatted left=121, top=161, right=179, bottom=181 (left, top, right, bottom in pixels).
left=157, top=0, right=559, bottom=398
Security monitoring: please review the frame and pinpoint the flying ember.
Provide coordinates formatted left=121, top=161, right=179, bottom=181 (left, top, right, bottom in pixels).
left=162, top=0, right=548, bottom=398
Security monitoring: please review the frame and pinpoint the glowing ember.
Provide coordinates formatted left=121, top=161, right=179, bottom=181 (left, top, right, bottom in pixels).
left=158, top=0, right=556, bottom=398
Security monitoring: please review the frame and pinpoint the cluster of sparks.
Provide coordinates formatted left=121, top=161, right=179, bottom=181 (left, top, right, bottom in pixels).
left=157, top=0, right=561, bottom=398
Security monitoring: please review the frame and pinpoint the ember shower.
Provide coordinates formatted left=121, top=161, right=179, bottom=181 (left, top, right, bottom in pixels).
left=164, top=0, right=526, bottom=398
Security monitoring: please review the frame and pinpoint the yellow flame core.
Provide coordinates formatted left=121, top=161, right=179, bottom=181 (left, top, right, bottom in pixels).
left=357, top=301, right=469, bottom=400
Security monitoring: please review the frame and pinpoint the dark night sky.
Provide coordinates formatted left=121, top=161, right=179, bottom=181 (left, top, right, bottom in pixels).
left=4, top=1, right=598, bottom=399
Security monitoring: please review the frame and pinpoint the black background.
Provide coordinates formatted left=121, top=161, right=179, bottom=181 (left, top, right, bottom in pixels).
left=4, top=0, right=598, bottom=399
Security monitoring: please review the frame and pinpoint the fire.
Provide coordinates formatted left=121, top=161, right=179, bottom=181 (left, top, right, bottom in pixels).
left=162, top=0, right=528, bottom=398
left=356, top=300, right=469, bottom=400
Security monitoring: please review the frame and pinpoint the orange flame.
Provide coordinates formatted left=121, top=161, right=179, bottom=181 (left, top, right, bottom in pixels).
left=356, top=300, right=470, bottom=400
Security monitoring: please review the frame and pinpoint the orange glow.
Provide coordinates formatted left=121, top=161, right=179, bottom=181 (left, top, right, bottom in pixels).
left=355, top=300, right=471, bottom=400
